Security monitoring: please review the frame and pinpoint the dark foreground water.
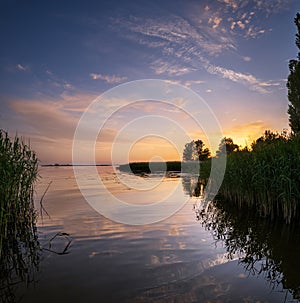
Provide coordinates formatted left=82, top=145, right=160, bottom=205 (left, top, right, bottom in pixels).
left=2, top=166, right=300, bottom=303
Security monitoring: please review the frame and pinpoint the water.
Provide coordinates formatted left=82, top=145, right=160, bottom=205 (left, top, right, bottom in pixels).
left=4, top=166, right=300, bottom=302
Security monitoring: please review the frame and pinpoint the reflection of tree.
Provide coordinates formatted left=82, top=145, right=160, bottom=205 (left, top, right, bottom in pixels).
left=182, top=175, right=204, bottom=197
left=194, top=199, right=300, bottom=301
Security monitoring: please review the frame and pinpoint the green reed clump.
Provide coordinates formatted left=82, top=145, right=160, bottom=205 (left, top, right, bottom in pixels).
left=218, top=134, right=300, bottom=224
left=0, top=129, right=39, bottom=251
left=0, top=129, right=39, bottom=301
left=0, top=130, right=38, bottom=260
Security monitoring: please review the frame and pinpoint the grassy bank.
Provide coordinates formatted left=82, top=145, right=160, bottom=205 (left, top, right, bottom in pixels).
left=118, top=161, right=181, bottom=173
left=0, top=130, right=39, bottom=300
left=118, top=160, right=211, bottom=176
left=218, top=135, right=300, bottom=224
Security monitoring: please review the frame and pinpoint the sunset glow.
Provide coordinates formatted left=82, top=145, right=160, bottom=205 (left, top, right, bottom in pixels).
left=0, top=0, right=298, bottom=163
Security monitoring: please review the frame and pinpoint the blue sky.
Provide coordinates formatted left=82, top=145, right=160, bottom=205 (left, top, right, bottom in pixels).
left=0, top=0, right=299, bottom=163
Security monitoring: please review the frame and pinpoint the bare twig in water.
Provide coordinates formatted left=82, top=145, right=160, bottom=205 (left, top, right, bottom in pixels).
left=39, top=181, right=52, bottom=221
left=42, top=232, right=72, bottom=255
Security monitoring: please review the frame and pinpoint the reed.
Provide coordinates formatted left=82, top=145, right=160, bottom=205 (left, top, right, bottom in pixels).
left=218, top=135, right=300, bottom=224
left=0, top=129, right=39, bottom=301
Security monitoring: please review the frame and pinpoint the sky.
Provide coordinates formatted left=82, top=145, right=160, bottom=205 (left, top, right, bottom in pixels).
left=0, top=0, right=299, bottom=164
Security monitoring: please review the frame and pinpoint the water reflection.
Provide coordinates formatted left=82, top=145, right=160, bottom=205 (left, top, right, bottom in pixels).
left=10, top=167, right=300, bottom=303
left=191, top=175, right=300, bottom=301
left=181, top=175, right=204, bottom=197
left=0, top=218, right=40, bottom=302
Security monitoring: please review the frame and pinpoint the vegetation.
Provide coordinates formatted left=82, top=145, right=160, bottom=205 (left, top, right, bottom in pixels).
left=118, top=161, right=181, bottom=174
left=216, top=131, right=300, bottom=224
left=287, top=13, right=300, bottom=135
left=216, top=137, right=239, bottom=157
left=0, top=129, right=39, bottom=302
left=182, top=139, right=210, bottom=161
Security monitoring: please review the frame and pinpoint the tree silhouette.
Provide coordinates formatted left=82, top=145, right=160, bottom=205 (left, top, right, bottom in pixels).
left=194, top=139, right=211, bottom=161
left=182, top=140, right=211, bottom=161
left=216, top=137, right=239, bottom=157
left=287, top=13, right=300, bottom=135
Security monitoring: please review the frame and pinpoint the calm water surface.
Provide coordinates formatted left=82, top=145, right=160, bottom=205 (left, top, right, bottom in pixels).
left=9, top=167, right=300, bottom=302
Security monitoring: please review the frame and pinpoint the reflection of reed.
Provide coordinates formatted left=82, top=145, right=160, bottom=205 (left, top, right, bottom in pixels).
left=0, top=219, right=40, bottom=303
left=194, top=199, right=300, bottom=301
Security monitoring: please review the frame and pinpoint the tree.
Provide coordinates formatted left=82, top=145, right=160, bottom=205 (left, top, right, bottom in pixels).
left=194, top=139, right=211, bottom=161
left=287, top=13, right=300, bottom=135
left=182, top=139, right=211, bottom=161
left=182, top=141, right=197, bottom=161
left=216, top=137, right=239, bottom=157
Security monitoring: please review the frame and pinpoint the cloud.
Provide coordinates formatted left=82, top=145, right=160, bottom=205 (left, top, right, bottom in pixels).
left=90, top=73, right=128, bottom=84
left=59, top=91, right=99, bottom=113
left=225, top=120, right=272, bottom=146
left=8, top=91, right=98, bottom=139
left=205, top=64, right=281, bottom=93
left=209, top=16, right=222, bottom=29
left=10, top=100, right=78, bottom=140
left=44, top=68, right=74, bottom=91
left=184, top=80, right=206, bottom=88
left=16, top=64, right=28, bottom=71
left=242, top=56, right=252, bottom=62
left=211, top=0, right=292, bottom=40
left=151, top=60, right=195, bottom=76
left=236, top=20, right=245, bottom=30
left=114, top=13, right=236, bottom=61
left=218, top=0, right=291, bottom=14
left=7, top=92, right=111, bottom=163
left=111, top=1, right=288, bottom=92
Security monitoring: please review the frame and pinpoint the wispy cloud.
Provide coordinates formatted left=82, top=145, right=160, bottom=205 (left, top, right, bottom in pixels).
left=16, top=64, right=28, bottom=71
left=44, top=68, right=74, bottom=91
left=206, top=64, right=281, bottom=93
left=90, top=73, right=128, bottom=84
left=114, top=14, right=236, bottom=60
left=184, top=80, right=206, bottom=88
left=111, top=1, right=288, bottom=93
left=151, top=59, right=195, bottom=76
left=163, top=79, right=205, bottom=89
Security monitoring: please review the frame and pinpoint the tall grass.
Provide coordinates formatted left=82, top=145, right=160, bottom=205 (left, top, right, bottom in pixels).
left=218, top=136, right=300, bottom=224
left=0, top=129, right=39, bottom=302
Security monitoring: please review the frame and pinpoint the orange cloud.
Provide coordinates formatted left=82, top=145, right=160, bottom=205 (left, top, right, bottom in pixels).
left=224, top=120, right=272, bottom=147
left=8, top=92, right=97, bottom=163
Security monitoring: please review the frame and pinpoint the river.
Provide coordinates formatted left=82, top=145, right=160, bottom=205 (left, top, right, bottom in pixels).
left=4, top=166, right=300, bottom=303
